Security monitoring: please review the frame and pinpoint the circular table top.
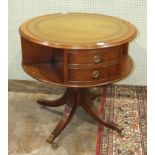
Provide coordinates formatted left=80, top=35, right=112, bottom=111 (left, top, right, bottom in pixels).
left=19, top=13, right=137, bottom=49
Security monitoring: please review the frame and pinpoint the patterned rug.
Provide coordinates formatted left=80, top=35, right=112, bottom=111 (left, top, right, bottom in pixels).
left=96, top=85, right=147, bottom=155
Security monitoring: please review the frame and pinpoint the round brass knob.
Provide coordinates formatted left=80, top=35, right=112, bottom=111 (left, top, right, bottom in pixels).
left=92, top=71, right=100, bottom=78
left=94, top=55, right=101, bottom=63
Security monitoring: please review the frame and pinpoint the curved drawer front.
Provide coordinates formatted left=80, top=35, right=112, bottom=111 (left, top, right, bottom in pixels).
left=68, top=46, right=123, bottom=65
left=68, top=64, right=119, bottom=82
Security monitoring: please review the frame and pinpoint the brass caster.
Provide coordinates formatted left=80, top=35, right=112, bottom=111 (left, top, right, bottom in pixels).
left=46, top=135, right=59, bottom=149
left=46, top=135, right=53, bottom=144
left=119, top=132, right=125, bottom=138
left=107, top=120, right=123, bottom=134
left=37, top=100, right=45, bottom=108
left=37, top=99, right=43, bottom=104
left=118, top=106, right=124, bottom=111
left=118, top=128, right=125, bottom=138
left=117, top=126, right=124, bottom=134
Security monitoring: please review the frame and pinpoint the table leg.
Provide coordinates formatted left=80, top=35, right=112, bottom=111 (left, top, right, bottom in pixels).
left=46, top=88, right=77, bottom=148
left=81, top=89, right=123, bottom=133
left=37, top=88, right=69, bottom=107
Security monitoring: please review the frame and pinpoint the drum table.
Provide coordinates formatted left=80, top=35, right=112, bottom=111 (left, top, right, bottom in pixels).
left=19, top=13, right=136, bottom=147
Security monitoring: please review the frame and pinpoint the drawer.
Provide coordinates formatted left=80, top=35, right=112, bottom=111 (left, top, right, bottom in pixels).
left=68, top=64, right=119, bottom=82
left=68, top=46, right=123, bottom=65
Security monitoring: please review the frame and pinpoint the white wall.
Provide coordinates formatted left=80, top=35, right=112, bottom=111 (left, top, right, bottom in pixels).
left=8, top=0, right=146, bottom=85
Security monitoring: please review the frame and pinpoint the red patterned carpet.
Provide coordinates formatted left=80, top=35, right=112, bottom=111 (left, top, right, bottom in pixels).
left=96, top=85, right=147, bottom=155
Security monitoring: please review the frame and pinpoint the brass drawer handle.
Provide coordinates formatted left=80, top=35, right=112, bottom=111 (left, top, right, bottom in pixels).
left=92, top=71, right=100, bottom=78
left=94, top=55, right=101, bottom=63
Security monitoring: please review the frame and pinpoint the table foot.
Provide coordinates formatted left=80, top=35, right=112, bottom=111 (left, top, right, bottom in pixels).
left=46, top=88, right=77, bottom=144
left=106, top=120, right=123, bottom=133
left=46, top=134, right=59, bottom=149
left=81, top=89, right=123, bottom=133
left=37, top=88, right=69, bottom=107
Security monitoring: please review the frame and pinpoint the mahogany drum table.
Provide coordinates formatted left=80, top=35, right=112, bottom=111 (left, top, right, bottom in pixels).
left=19, top=13, right=136, bottom=147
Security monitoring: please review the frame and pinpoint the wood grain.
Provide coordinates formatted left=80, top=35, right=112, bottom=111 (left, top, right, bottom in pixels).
left=19, top=13, right=137, bottom=49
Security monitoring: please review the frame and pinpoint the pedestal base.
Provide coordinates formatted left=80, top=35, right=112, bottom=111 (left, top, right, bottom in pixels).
left=37, top=88, right=123, bottom=147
